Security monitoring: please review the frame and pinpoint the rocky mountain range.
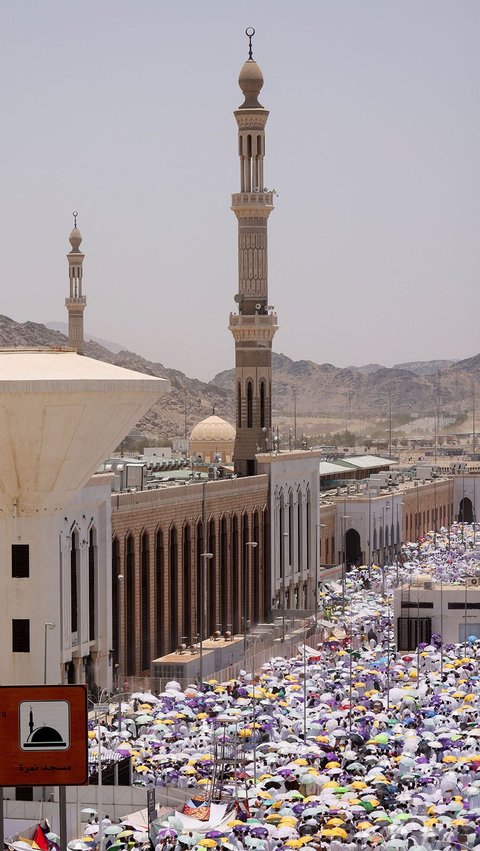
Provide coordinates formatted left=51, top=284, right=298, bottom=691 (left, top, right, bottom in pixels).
left=0, top=314, right=478, bottom=438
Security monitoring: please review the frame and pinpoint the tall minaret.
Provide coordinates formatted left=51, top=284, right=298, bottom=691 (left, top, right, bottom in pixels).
left=229, top=29, right=278, bottom=477
left=65, top=212, right=86, bottom=354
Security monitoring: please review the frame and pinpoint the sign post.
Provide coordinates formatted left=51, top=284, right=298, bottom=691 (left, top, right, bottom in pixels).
left=147, top=787, right=156, bottom=850
left=0, top=685, right=88, bottom=851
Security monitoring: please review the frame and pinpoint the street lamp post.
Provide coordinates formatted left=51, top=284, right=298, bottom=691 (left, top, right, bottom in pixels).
left=199, top=552, right=213, bottom=685
left=244, top=541, right=258, bottom=655
left=116, top=573, right=124, bottom=730
left=315, top=523, right=326, bottom=630
left=43, top=622, right=56, bottom=685
left=282, top=531, right=289, bottom=642
left=341, top=516, right=349, bottom=616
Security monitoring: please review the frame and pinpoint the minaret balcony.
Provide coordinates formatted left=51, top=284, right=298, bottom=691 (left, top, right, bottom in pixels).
left=231, top=192, right=274, bottom=214
left=229, top=311, right=278, bottom=343
left=65, top=296, right=87, bottom=306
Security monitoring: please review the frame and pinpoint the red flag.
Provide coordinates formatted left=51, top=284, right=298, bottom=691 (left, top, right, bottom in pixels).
left=33, top=826, right=49, bottom=851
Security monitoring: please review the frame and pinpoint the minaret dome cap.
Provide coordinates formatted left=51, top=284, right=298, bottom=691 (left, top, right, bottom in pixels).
left=69, top=227, right=82, bottom=251
left=238, top=59, right=264, bottom=109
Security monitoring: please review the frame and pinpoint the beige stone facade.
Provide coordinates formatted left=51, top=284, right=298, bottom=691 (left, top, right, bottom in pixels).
left=229, top=52, right=278, bottom=476
left=402, top=479, right=453, bottom=541
left=111, top=476, right=269, bottom=677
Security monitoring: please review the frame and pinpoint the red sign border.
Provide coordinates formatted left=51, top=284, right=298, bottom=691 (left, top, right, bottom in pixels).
left=0, top=684, right=88, bottom=786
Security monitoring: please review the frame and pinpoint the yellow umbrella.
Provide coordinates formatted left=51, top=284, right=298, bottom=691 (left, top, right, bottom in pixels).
left=293, top=758, right=308, bottom=766
left=88, top=731, right=96, bottom=739
left=284, top=841, right=302, bottom=848
left=357, top=822, right=373, bottom=830
left=351, top=781, right=367, bottom=790
left=238, top=728, right=252, bottom=738
left=199, top=840, right=217, bottom=847
left=443, top=755, right=458, bottom=763
left=451, top=819, right=468, bottom=826
left=257, top=791, right=273, bottom=799
left=117, top=831, right=134, bottom=839
left=330, top=828, right=347, bottom=839
left=326, top=761, right=340, bottom=768
left=326, top=818, right=344, bottom=827
left=227, top=821, right=245, bottom=828
left=424, top=818, right=439, bottom=827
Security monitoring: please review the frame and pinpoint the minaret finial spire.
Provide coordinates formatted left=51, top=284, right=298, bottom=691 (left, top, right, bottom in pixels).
left=73, top=210, right=78, bottom=228
left=246, top=27, right=255, bottom=60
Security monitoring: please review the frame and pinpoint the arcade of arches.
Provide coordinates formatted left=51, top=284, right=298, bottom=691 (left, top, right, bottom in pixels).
left=111, top=479, right=270, bottom=677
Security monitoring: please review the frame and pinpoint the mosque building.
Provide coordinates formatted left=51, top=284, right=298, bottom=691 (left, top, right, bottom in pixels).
left=0, top=220, right=169, bottom=689
left=3, top=32, right=479, bottom=693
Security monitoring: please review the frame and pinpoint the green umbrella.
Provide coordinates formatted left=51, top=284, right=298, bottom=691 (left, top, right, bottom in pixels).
left=135, top=714, right=154, bottom=725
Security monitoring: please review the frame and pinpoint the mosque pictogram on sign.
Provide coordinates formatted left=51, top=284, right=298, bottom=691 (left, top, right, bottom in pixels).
left=19, top=700, right=70, bottom=751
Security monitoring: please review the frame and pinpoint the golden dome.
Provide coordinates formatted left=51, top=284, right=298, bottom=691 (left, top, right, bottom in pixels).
left=190, top=415, right=236, bottom=444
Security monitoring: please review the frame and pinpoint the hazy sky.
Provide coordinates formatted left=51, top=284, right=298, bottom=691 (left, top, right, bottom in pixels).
left=1, top=1, right=479, bottom=381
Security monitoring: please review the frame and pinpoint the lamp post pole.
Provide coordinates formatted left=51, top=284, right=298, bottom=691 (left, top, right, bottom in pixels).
left=315, top=523, right=326, bottom=638
left=199, top=480, right=213, bottom=685
left=43, top=622, right=56, bottom=685
left=199, top=552, right=213, bottom=685
left=116, top=573, right=124, bottom=730
left=244, top=541, right=258, bottom=655
left=282, top=531, right=289, bottom=642
left=341, top=516, right=349, bottom=617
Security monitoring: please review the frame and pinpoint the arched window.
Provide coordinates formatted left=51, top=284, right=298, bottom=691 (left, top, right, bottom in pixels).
left=306, top=488, right=311, bottom=573
left=260, top=381, right=266, bottom=428
left=141, top=532, right=150, bottom=671
left=126, top=534, right=135, bottom=674
left=111, top=536, right=120, bottom=665
left=88, top=527, right=97, bottom=641
left=288, top=491, right=294, bottom=567
left=262, top=506, right=269, bottom=619
left=182, top=524, right=192, bottom=644
left=237, top=383, right=242, bottom=429
left=169, top=526, right=178, bottom=650
left=279, top=492, right=285, bottom=579
left=70, top=529, right=79, bottom=635
left=208, top=519, right=216, bottom=636
left=242, top=513, right=249, bottom=633
left=297, top=491, right=303, bottom=572
left=247, top=381, right=253, bottom=428
left=253, top=510, right=260, bottom=623
left=232, top=515, right=240, bottom=633
left=155, top=529, right=164, bottom=657
left=196, top=521, right=204, bottom=641
left=220, top=517, right=228, bottom=632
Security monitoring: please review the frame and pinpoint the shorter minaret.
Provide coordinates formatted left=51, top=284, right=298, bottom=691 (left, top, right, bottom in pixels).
left=65, top=212, right=86, bottom=354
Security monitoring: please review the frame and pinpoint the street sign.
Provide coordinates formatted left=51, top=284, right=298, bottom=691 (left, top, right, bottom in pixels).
left=94, top=703, right=110, bottom=714
left=0, top=685, right=88, bottom=786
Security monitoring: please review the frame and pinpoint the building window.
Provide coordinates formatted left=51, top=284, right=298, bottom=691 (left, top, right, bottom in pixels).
left=111, top=537, right=120, bottom=666
left=71, top=530, right=79, bottom=634
left=88, top=528, right=97, bottom=641
left=12, top=619, right=30, bottom=652
left=247, top=381, right=253, bottom=428
left=12, top=544, right=29, bottom=578
left=141, top=532, right=150, bottom=671
left=237, top=383, right=242, bottom=429
left=260, top=381, right=266, bottom=428
left=397, top=616, right=431, bottom=651
left=155, top=529, right=164, bottom=656
left=125, top=534, right=135, bottom=674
